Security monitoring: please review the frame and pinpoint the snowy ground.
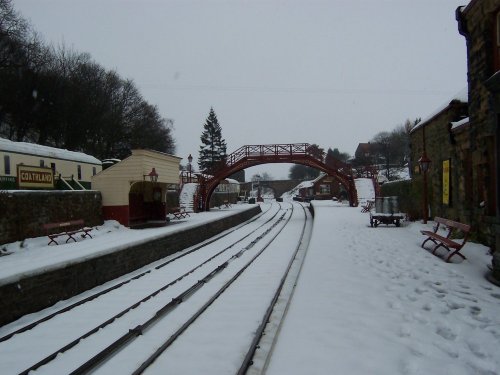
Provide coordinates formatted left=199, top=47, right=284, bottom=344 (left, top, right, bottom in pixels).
left=266, top=201, right=499, bottom=375
left=1, top=198, right=499, bottom=374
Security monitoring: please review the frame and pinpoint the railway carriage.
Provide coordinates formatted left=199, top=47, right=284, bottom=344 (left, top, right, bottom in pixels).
left=0, top=137, right=102, bottom=190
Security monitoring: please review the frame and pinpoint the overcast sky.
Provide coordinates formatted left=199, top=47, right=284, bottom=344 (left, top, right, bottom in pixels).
left=14, top=0, right=468, bottom=180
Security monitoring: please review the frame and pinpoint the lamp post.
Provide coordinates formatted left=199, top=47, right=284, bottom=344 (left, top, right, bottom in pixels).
left=256, top=175, right=263, bottom=202
left=418, top=153, right=431, bottom=224
left=187, top=154, right=193, bottom=183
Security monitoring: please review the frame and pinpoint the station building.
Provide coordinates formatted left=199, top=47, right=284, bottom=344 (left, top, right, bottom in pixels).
left=455, top=0, right=500, bottom=281
left=409, top=1, right=500, bottom=281
left=409, top=88, right=469, bottom=222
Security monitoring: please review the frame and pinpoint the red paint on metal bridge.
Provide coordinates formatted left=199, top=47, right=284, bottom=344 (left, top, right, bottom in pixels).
left=197, top=143, right=358, bottom=210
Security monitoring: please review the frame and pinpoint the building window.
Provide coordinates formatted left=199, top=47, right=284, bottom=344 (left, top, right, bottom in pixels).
left=319, top=184, right=331, bottom=194
left=40, top=159, right=45, bottom=167
left=92, top=167, right=96, bottom=176
left=51, top=162, right=56, bottom=172
left=77, top=165, right=82, bottom=180
left=4, top=155, right=10, bottom=175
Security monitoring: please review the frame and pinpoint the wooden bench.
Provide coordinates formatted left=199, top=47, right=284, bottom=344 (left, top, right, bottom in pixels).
left=170, top=207, right=190, bottom=220
left=361, top=200, right=374, bottom=213
left=420, top=217, right=471, bottom=262
left=222, top=200, right=232, bottom=208
left=43, top=219, right=93, bottom=245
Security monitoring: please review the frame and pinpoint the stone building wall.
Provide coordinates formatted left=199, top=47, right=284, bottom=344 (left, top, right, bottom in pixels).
left=0, top=205, right=261, bottom=326
left=458, top=0, right=500, bottom=257
left=409, top=101, right=468, bottom=223
left=0, top=190, right=103, bottom=245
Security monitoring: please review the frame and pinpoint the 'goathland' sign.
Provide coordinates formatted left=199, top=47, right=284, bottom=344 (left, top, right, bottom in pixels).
left=17, top=165, right=54, bottom=189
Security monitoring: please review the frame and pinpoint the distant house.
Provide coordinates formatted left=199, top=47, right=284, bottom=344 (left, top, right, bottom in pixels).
left=354, top=142, right=378, bottom=165
left=0, top=137, right=101, bottom=190
left=294, top=173, right=343, bottom=201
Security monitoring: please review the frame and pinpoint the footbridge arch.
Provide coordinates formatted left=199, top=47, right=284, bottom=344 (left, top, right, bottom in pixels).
left=198, top=143, right=358, bottom=210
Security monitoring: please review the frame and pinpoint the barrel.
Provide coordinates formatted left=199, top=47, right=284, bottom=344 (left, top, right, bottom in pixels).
left=375, top=196, right=399, bottom=214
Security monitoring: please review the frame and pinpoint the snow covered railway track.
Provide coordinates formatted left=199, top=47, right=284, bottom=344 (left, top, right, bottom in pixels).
left=1, top=202, right=296, bottom=374
left=92, top=202, right=308, bottom=375
left=0, top=203, right=277, bottom=345
left=71, top=206, right=294, bottom=375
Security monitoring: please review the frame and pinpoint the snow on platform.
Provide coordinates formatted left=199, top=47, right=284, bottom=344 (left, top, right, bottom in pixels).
left=0, top=203, right=257, bottom=287
left=265, top=201, right=499, bottom=375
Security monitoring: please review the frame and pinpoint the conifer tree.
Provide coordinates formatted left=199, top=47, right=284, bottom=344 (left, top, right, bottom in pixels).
left=198, top=107, right=227, bottom=175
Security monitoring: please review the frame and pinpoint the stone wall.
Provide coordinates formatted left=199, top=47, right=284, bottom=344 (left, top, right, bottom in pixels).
left=0, top=190, right=103, bottom=245
left=409, top=101, right=468, bottom=223
left=0, top=205, right=261, bottom=326
left=459, top=1, right=500, bottom=250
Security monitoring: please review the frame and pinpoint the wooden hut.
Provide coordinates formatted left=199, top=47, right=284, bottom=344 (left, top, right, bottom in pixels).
left=92, top=149, right=182, bottom=226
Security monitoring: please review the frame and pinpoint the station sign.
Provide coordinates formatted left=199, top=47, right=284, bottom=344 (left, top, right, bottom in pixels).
left=442, top=159, right=450, bottom=205
left=17, top=165, right=54, bottom=189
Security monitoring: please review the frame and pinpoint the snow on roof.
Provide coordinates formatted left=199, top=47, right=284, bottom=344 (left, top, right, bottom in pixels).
left=0, top=137, right=101, bottom=165
left=450, top=116, right=469, bottom=130
left=280, top=181, right=309, bottom=198
left=410, top=87, right=468, bottom=133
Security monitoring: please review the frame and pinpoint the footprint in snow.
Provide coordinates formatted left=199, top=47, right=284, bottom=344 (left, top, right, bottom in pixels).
left=405, top=294, right=418, bottom=302
left=414, top=287, right=427, bottom=295
left=469, top=305, right=481, bottom=315
left=436, top=325, right=458, bottom=341
left=466, top=340, right=488, bottom=359
left=387, top=300, right=402, bottom=310
left=447, top=301, right=466, bottom=310
left=434, top=340, right=459, bottom=358
left=397, top=325, right=411, bottom=338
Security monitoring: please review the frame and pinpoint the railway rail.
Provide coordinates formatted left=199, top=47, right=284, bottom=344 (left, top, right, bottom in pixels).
left=0, top=201, right=311, bottom=375
left=0, top=204, right=276, bottom=344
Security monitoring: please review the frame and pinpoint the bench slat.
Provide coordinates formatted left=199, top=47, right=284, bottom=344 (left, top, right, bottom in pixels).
left=420, top=217, right=470, bottom=262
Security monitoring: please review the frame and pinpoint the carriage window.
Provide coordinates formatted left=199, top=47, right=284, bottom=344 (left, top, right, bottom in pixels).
left=4, top=155, right=10, bottom=175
